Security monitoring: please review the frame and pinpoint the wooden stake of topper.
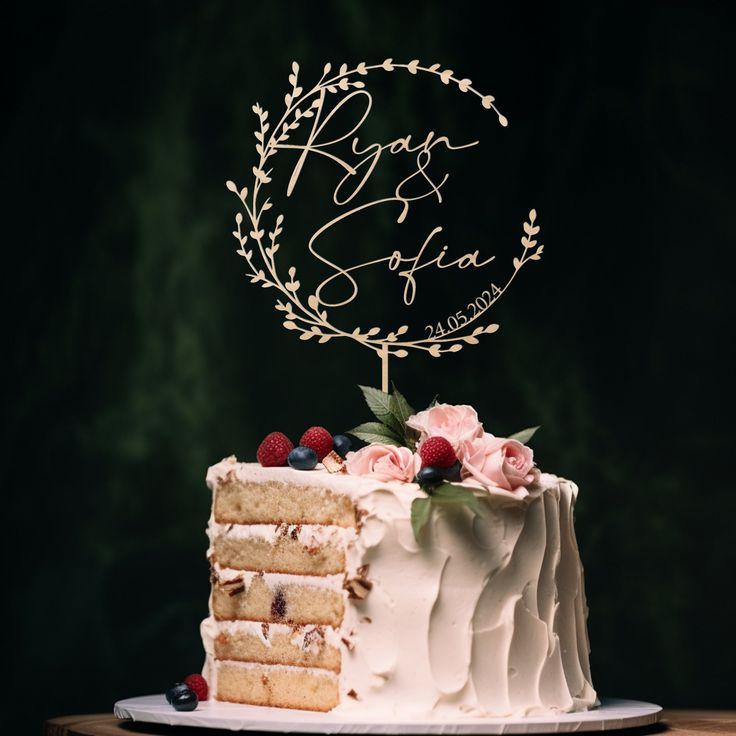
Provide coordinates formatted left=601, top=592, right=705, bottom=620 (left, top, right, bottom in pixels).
left=226, top=60, right=544, bottom=392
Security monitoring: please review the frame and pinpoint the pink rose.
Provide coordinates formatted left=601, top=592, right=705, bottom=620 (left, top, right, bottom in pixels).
left=346, top=444, right=420, bottom=483
left=406, top=404, right=484, bottom=452
left=459, top=434, right=535, bottom=493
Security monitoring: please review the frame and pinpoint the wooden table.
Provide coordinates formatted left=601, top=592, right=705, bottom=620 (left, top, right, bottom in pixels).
left=44, top=710, right=736, bottom=736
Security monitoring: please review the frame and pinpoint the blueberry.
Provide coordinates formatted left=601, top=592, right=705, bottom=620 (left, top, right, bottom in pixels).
left=333, top=434, right=352, bottom=458
left=416, top=466, right=443, bottom=487
left=166, top=683, right=189, bottom=704
left=171, top=686, right=198, bottom=712
left=441, top=460, right=462, bottom=482
left=288, top=446, right=318, bottom=470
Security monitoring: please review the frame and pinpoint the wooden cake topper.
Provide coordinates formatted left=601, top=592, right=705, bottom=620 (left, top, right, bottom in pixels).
left=227, top=60, right=544, bottom=391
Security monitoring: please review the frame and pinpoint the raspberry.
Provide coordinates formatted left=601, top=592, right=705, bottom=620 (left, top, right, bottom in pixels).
left=419, top=436, right=456, bottom=469
left=183, top=673, right=208, bottom=701
left=256, top=432, right=293, bottom=467
left=299, top=426, right=333, bottom=461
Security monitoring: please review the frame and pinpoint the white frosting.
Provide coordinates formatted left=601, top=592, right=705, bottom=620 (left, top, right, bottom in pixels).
left=202, top=460, right=597, bottom=718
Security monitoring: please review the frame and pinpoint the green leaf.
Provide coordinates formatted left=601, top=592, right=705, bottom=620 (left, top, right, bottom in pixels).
left=431, top=483, right=482, bottom=513
left=411, top=497, right=432, bottom=539
left=390, top=382, right=416, bottom=445
left=432, top=483, right=480, bottom=511
left=411, top=485, right=482, bottom=542
left=507, top=426, right=540, bottom=444
left=390, top=383, right=415, bottom=426
left=428, top=394, right=439, bottom=408
left=358, top=385, right=403, bottom=436
left=348, top=422, right=402, bottom=446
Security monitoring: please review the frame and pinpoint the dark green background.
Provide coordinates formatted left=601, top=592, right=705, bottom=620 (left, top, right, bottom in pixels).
left=4, top=2, right=735, bottom=730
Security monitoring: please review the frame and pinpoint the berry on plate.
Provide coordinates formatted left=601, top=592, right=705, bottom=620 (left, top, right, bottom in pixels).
left=183, top=673, right=208, bottom=701
left=299, top=426, right=333, bottom=461
left=288, top=446, right=318, bottom=470
left=257, top=432, right=294, bottom=467
left=165, top=683, right=189, bottom=704
left=170, top=685, right=198, bottom=711
left=418, top=436, right=457, bottom=469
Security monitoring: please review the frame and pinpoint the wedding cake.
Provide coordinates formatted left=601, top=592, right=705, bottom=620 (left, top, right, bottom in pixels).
left=200, top=397, right=597, bottom=717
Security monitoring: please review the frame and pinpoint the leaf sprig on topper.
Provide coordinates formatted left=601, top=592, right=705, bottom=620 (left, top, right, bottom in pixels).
left=348, top=384, right=540, bottom=541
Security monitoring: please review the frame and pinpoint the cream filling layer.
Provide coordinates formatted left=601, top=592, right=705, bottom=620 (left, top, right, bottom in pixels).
left=208, top=521, right=358, bottom=548
left=204, top=618, right=342, bottom=650
left=215, top=659, right=338, bottom=679
left=211, top=563, right=345, bottom=590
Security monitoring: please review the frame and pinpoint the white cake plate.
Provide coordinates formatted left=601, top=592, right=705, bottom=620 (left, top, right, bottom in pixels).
left=114, top=695, right=662, bottom=733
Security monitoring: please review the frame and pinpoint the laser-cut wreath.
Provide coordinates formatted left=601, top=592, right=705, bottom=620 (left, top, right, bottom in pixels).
left=226, top=60, right=544, bottom=391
